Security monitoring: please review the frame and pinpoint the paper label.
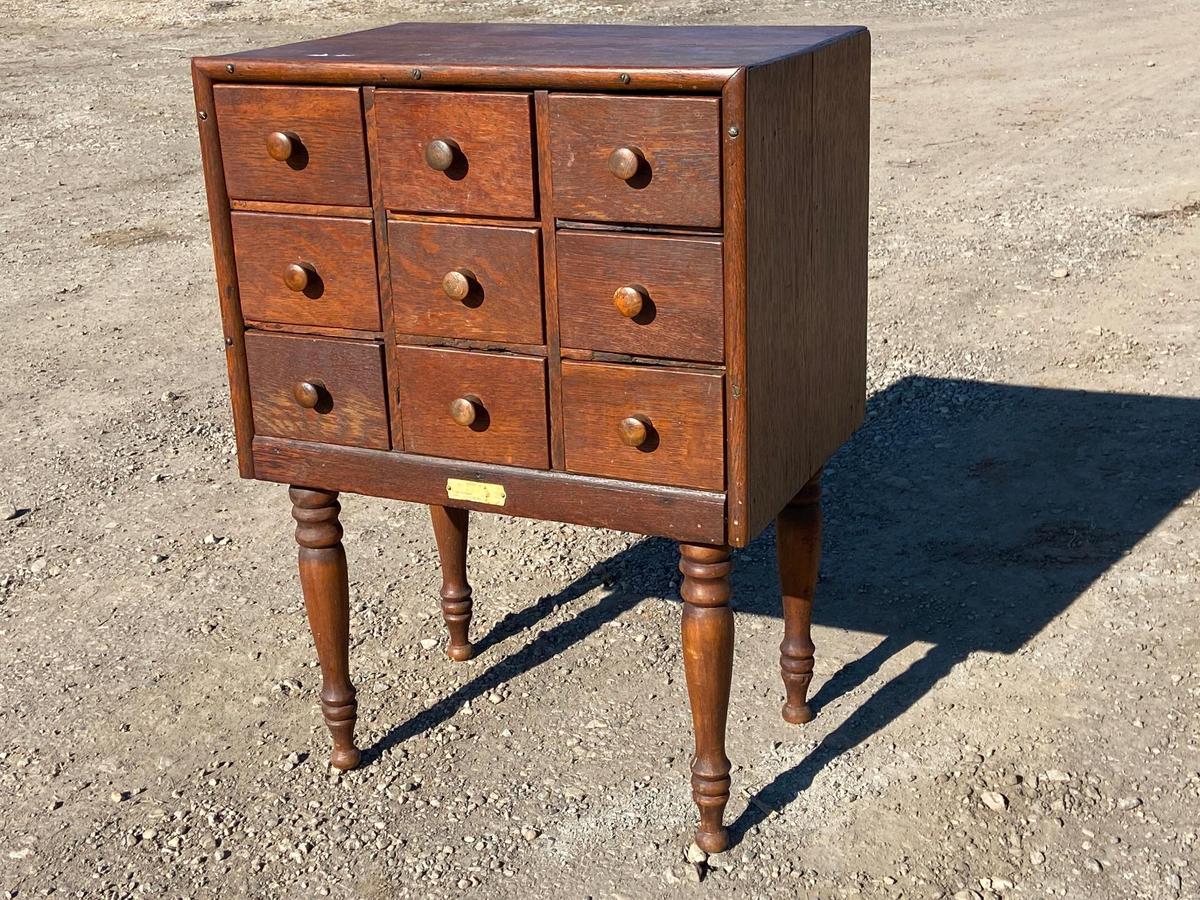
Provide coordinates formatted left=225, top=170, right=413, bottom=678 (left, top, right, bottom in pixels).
left=445, top=478, right=506, bottom=506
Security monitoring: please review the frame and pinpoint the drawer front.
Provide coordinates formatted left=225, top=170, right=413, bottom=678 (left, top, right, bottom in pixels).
left=556, top=231, right=724, bottom=363
left=245, top=332, right=389, bottom=449
left=213, top=85, right=369, bottom=206
left=397, top=347, right=548, bottom=469
left=374, top=91, right=536, bottom=218
left=232, top=212, right=380, bottom=331
left=548, top=95, right=722, bottom=228
left=388, top=221, right=543, bottom=344
left=560, top=361, right=724, bottom=490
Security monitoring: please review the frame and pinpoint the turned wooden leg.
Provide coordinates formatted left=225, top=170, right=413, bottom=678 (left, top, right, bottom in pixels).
left=290, top=486, right=360, bottom=771
left=777, top=469, right=822, bottom=725
left=429, top=505, right=474, bottom=662
left=679, top=542, right=734, bottom=854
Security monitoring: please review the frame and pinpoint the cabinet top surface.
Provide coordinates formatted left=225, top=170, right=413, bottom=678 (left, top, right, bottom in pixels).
left=201, top=22, right=865, bottom=71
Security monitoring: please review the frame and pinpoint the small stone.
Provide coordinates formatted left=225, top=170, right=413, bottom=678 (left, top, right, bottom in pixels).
left=30, top=558, right=47, bottom=573
left=203, top=533, right=221, bottom=545
left=8, top=848, right=32, bottom=860
left=1146, top=60, right=1156, bottom=67
left=1117, top=796, right=1142, bottom=810
left=488, top=692, right=503, bottom=705
left=980, top=790, right=1008, bottom=811
left=161, top=390, right=179, bottom=402
left=141, top=828, right=158, bottom=842
left=953, top=891, right=982, bottom=900
left=110, top=790, right=127, bottom=803
left=150, top=554, right=168, bottom=564
left=992, top=878, right=1014, bottom=891
left=1044, top=769, right=1071, bottom=782
left=686, top=842, right=708, bottom=865
left=419, top=638, right=439, bottom=651
left=520, top=827, right=540, bottom=842
left=1050, top=267, right=1070, bottom=279
left=1030, top=850, right=1046, bottom=865
left=1085, top=858, right=1103, bottom=874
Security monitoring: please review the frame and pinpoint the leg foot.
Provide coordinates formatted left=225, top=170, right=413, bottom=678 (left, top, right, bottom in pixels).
left=777, top=470, right=821, bottom=725
left=430, top=505, right=474, bottom=662
left=291, top=486, right=359, bottom=770
left=679, top=542, right=734, bottom=854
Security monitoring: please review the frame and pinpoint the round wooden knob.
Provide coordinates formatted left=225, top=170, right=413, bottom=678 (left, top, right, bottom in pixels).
left=283, top=262, right=314, bottom=292
left=612, top=284, right=646, bottom=318
left=266, top=131, right=297, bottom=162
left=425, top=138, right=460, bottom=172
left=293, top=381, right=321, bottom=409
left=441, top=268, right=476, bottom=302
left=618, top=414, right=650, bottom=448
left=608, top=146, right=644, bottom=181
left=449, top=395, right=481, bottom=427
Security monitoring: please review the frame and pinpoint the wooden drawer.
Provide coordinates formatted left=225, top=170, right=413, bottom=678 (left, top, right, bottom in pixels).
left=560, top=361, right=724, bottom=490
left=244, top=332, right=389, bottom=449
left=232, top=212, right=380, bottom=331
left=388, top=221, right=543, bottom=344
left=548, top=94, right=722, bottom=228
left=556, top=230, right=724, bottom=363
left=374, top=91, right=536, bottom=218
left=396, top=347, right=548, bottom=469
left=213, top=85, right=369, bottom=206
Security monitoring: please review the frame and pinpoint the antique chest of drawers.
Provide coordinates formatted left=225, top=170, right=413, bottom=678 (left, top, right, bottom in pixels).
left=193, top=23, right=869, bottom=853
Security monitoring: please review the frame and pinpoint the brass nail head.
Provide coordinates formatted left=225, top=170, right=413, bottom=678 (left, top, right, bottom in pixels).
left=728, top=125, right=740, bottom=138
left=619, top=72, right=631, bottom=84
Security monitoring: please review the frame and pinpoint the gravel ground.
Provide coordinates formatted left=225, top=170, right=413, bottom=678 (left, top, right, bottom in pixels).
left=1, top=0, right=1198, bottom=898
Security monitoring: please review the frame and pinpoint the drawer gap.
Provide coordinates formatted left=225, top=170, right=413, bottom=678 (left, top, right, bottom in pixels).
left=559, top=348, right=725, bottom=371
left=557, top=220, right=722, bottom=237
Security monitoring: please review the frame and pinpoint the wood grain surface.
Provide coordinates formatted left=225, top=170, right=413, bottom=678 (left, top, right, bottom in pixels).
left=213, top=84, right=369, bottom=206
left=560, top=360, right=725, bottom=490
left=719, top=68, right=749, bottom=545
left=387, top=220, right=543, bottom=344
left=556, top=230, right=724, bottom=362
left=374, top=90, right=536, bottom=218
left=244, top=332, right=389, bottom=449
left=201, top=23, right=863, bottom=75
left=396, top=346, right=549, bottom=469
left=192, top=67, right=256, bottom=477
left=548, top=94, right=722, bottom=227
left=231, top=212, right=380, bottom=331
left=534, top=90, right=568, bottom=470
left=253, top=436, right=727, bottom=545
left=363, top=86, right=407, bottom=452
left=742, top=31, right=869, bottom=540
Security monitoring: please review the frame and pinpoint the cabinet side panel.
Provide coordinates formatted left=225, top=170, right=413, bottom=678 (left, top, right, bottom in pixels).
left=193, top=64, right=255, bottom=478
left=744, top=30, right=869, bottom=539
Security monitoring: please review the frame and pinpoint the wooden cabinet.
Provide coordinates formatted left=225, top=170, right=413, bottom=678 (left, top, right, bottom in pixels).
left=194, top=22, right=869, bottom=856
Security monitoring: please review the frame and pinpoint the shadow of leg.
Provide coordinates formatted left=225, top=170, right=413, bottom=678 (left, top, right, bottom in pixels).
left=363, top=538, right=677, bottom=764
left=729, top=641, right=965, bottom=844
left=807, top=633, right=913, bottom=716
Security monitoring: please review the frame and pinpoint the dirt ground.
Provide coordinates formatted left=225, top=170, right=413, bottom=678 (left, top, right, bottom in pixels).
left=1, top=0, right=1198, bottom=897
